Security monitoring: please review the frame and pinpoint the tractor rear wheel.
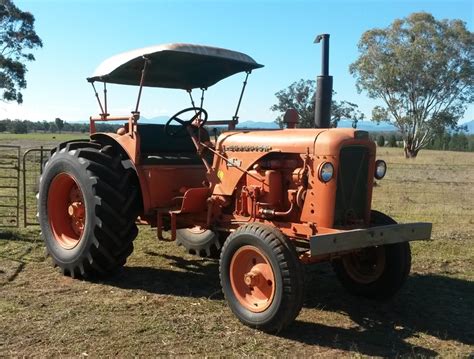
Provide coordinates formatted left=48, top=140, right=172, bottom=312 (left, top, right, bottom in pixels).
left=332, top=210, right=412, bottom=299
left=219, top=223, right=304, bottom=332
left=176, top=227, right=222, bottom=258
left=38, top=141, right=140, bottom=278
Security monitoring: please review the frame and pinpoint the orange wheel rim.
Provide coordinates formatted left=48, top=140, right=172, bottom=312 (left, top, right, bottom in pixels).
left=343, top=246, right=386, bottom=284
left=47, top=173, right=86, bottom=249
left=229, top=245, right=276, bottom=313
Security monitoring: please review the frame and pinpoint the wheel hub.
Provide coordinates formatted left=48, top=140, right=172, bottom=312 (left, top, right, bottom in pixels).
left=68, top=202, right=84, bottom=217
left=243, top=267, right=263, bottom=287
left=343, top=246, right=386, bottom=284
left=47, top=173, right=86, bottom=249
left=229, top=245, right=276, bottom=313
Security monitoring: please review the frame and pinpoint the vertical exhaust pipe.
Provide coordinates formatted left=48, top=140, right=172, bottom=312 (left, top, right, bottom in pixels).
left=314, top=34, right=333, bottom=128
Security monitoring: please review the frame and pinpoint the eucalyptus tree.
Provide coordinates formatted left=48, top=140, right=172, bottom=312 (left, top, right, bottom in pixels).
left=271, top=79, right=364, bottom=129
left=350, top=12, right=473, bottom=158
left=0, top=0, right=42, bottom=104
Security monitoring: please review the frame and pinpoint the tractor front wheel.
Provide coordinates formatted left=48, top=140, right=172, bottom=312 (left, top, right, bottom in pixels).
left=38, top=141, right=140, bottom=278
left=176, top=227, right=222, bottom=258
left=219, top=223, right=304, bottom=332
left=332, top=211, right=412, bottom=299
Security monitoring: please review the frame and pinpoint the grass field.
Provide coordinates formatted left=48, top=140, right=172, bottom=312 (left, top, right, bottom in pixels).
left=0, top=135, right=473, bottom=357
left=0, top=132, right=88, bottom=150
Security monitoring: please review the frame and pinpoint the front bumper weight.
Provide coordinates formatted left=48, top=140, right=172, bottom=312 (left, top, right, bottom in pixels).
left=310, top=222, right=432, bottom=256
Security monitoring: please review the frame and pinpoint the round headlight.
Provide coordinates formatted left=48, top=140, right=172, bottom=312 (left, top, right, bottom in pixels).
left=319, top=162, right=334, bottom=182
left=375, top=160, right=387, bottom=179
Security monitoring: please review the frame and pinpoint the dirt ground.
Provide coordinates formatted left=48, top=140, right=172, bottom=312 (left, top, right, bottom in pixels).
left=1, top=228, right=473, bottom=357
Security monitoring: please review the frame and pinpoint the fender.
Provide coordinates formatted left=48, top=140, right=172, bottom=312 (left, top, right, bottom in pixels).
left=90, top=132, right=151, bottom=213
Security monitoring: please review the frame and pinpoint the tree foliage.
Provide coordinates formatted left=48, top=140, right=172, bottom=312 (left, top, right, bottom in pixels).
left=0, top=0, right=42, bottom=104
left=350, top=12, right=473, bottom=158
left=270, top=79, right=364, bottom=128
left=388, top=134, right=397, bottom=147
left=377, top=135, right=385, bottom=147
left=0, top=118, right=116, bottom=133
left=55, top=117, right=64, bottom=133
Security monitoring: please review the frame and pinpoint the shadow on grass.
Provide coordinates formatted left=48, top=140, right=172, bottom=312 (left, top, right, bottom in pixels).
left=105, top=254, right=222, bottom=299
left=104, top=256, right=473, bottom=356
left=280, top=268, right=474, bottom=356
left=0, top=228, right=41, bottom=242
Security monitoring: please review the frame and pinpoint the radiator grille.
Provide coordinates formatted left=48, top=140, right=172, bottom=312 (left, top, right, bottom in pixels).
left=334, top=146, right=369, bottom=226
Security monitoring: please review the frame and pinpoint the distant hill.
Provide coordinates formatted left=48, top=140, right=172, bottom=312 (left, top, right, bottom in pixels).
left=130, top=116, right=474, bottom=134
left=460, top=120, right=474, bottom=134
left=236, top=119, right=399, bottom=132
left=141, top=117, right=280, bottom=129
left=337, top=119, right=397, bottom=132
left=140, top=116, right=168, bottom=124
left=237, top=121, right=279, bottom=129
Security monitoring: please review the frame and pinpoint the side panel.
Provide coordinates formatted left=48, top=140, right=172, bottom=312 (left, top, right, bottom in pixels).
left=138, top=165, right=207, bottom=212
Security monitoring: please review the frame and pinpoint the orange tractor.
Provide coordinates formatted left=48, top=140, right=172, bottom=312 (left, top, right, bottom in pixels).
left=39, top=35, right=432, bottom=332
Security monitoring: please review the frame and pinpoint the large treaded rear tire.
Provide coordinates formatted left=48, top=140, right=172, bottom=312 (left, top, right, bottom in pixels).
left=332, top=210, right=412, bottom=299
left=219, top=223, right=304, bottom=333
left=38, top=140, right=140, bottom=278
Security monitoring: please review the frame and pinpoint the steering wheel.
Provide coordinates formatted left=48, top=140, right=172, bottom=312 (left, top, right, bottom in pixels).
left=165, top=107, right=208, bottom=137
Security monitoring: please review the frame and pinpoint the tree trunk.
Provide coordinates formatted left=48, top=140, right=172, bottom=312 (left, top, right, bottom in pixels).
left=404, top=145, right=419, bottom=158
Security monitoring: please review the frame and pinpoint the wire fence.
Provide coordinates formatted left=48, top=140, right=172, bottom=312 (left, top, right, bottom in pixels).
left=0, top=145, right=472, bottom=230
left=372, top=162, right=474, bottom=228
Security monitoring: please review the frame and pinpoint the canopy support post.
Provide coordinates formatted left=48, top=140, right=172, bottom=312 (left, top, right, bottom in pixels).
left=231, top=71, right=251, bottom=130
left=103, top=82, right=108, bottom=117
left=187, top=89, right=197, bottom=111
left=134, top=57, right=150, bottom=114
left=90, top=82, right=105, bottom=116
left=199, top=88, right=206, bottom=109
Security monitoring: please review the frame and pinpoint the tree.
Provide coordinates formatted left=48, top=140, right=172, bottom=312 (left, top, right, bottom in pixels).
left=377, top=135, right=385, bottom=147
left=271, top=79, right=364, bottom=128
left=0, top=0, right=42, bottom=104
left=11, top=119, right=27, bottom=133
left=350, top=12, right=473, bottom=158
left=388, top=134, right=397, bottom=147
left=42, top=120, right=49, bottom=132
left=55, top=117, right=64, bottom=133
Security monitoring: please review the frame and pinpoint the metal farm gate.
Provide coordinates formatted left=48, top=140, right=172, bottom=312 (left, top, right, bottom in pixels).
left=22, top=147, right=51, bottom=227
left=0, top=145, right=51, bottom=229
left=0, top=145, right=20, bottom=227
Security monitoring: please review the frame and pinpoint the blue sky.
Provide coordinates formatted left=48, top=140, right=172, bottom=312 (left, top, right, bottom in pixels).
left=2, top=0, right=473, bottom=124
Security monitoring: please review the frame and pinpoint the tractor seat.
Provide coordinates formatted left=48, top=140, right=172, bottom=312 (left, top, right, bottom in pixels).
left=138, top=124, right=211, bottom=165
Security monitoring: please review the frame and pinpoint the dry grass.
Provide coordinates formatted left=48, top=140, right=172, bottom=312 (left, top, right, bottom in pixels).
left=1, top=146, right=473, bottom=357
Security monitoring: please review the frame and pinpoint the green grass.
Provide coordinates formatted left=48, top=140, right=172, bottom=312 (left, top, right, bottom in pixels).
left=0, top=132, right=88, bottom=142
left=0, top=132, right=88, bottom=151
left=0, top=147, right=473, bottom=357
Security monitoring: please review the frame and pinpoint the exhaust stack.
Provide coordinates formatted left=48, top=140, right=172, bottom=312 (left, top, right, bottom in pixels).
left=314, top=34, right=333, bottom=128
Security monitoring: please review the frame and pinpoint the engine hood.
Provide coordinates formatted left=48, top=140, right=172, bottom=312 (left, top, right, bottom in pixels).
left=217, top=128, right=368, bottom=154
left=217, top=128, right=327, bottom=154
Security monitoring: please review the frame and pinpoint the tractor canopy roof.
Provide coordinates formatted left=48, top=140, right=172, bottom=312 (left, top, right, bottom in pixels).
left=87, top=43, right=263, bottom=89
